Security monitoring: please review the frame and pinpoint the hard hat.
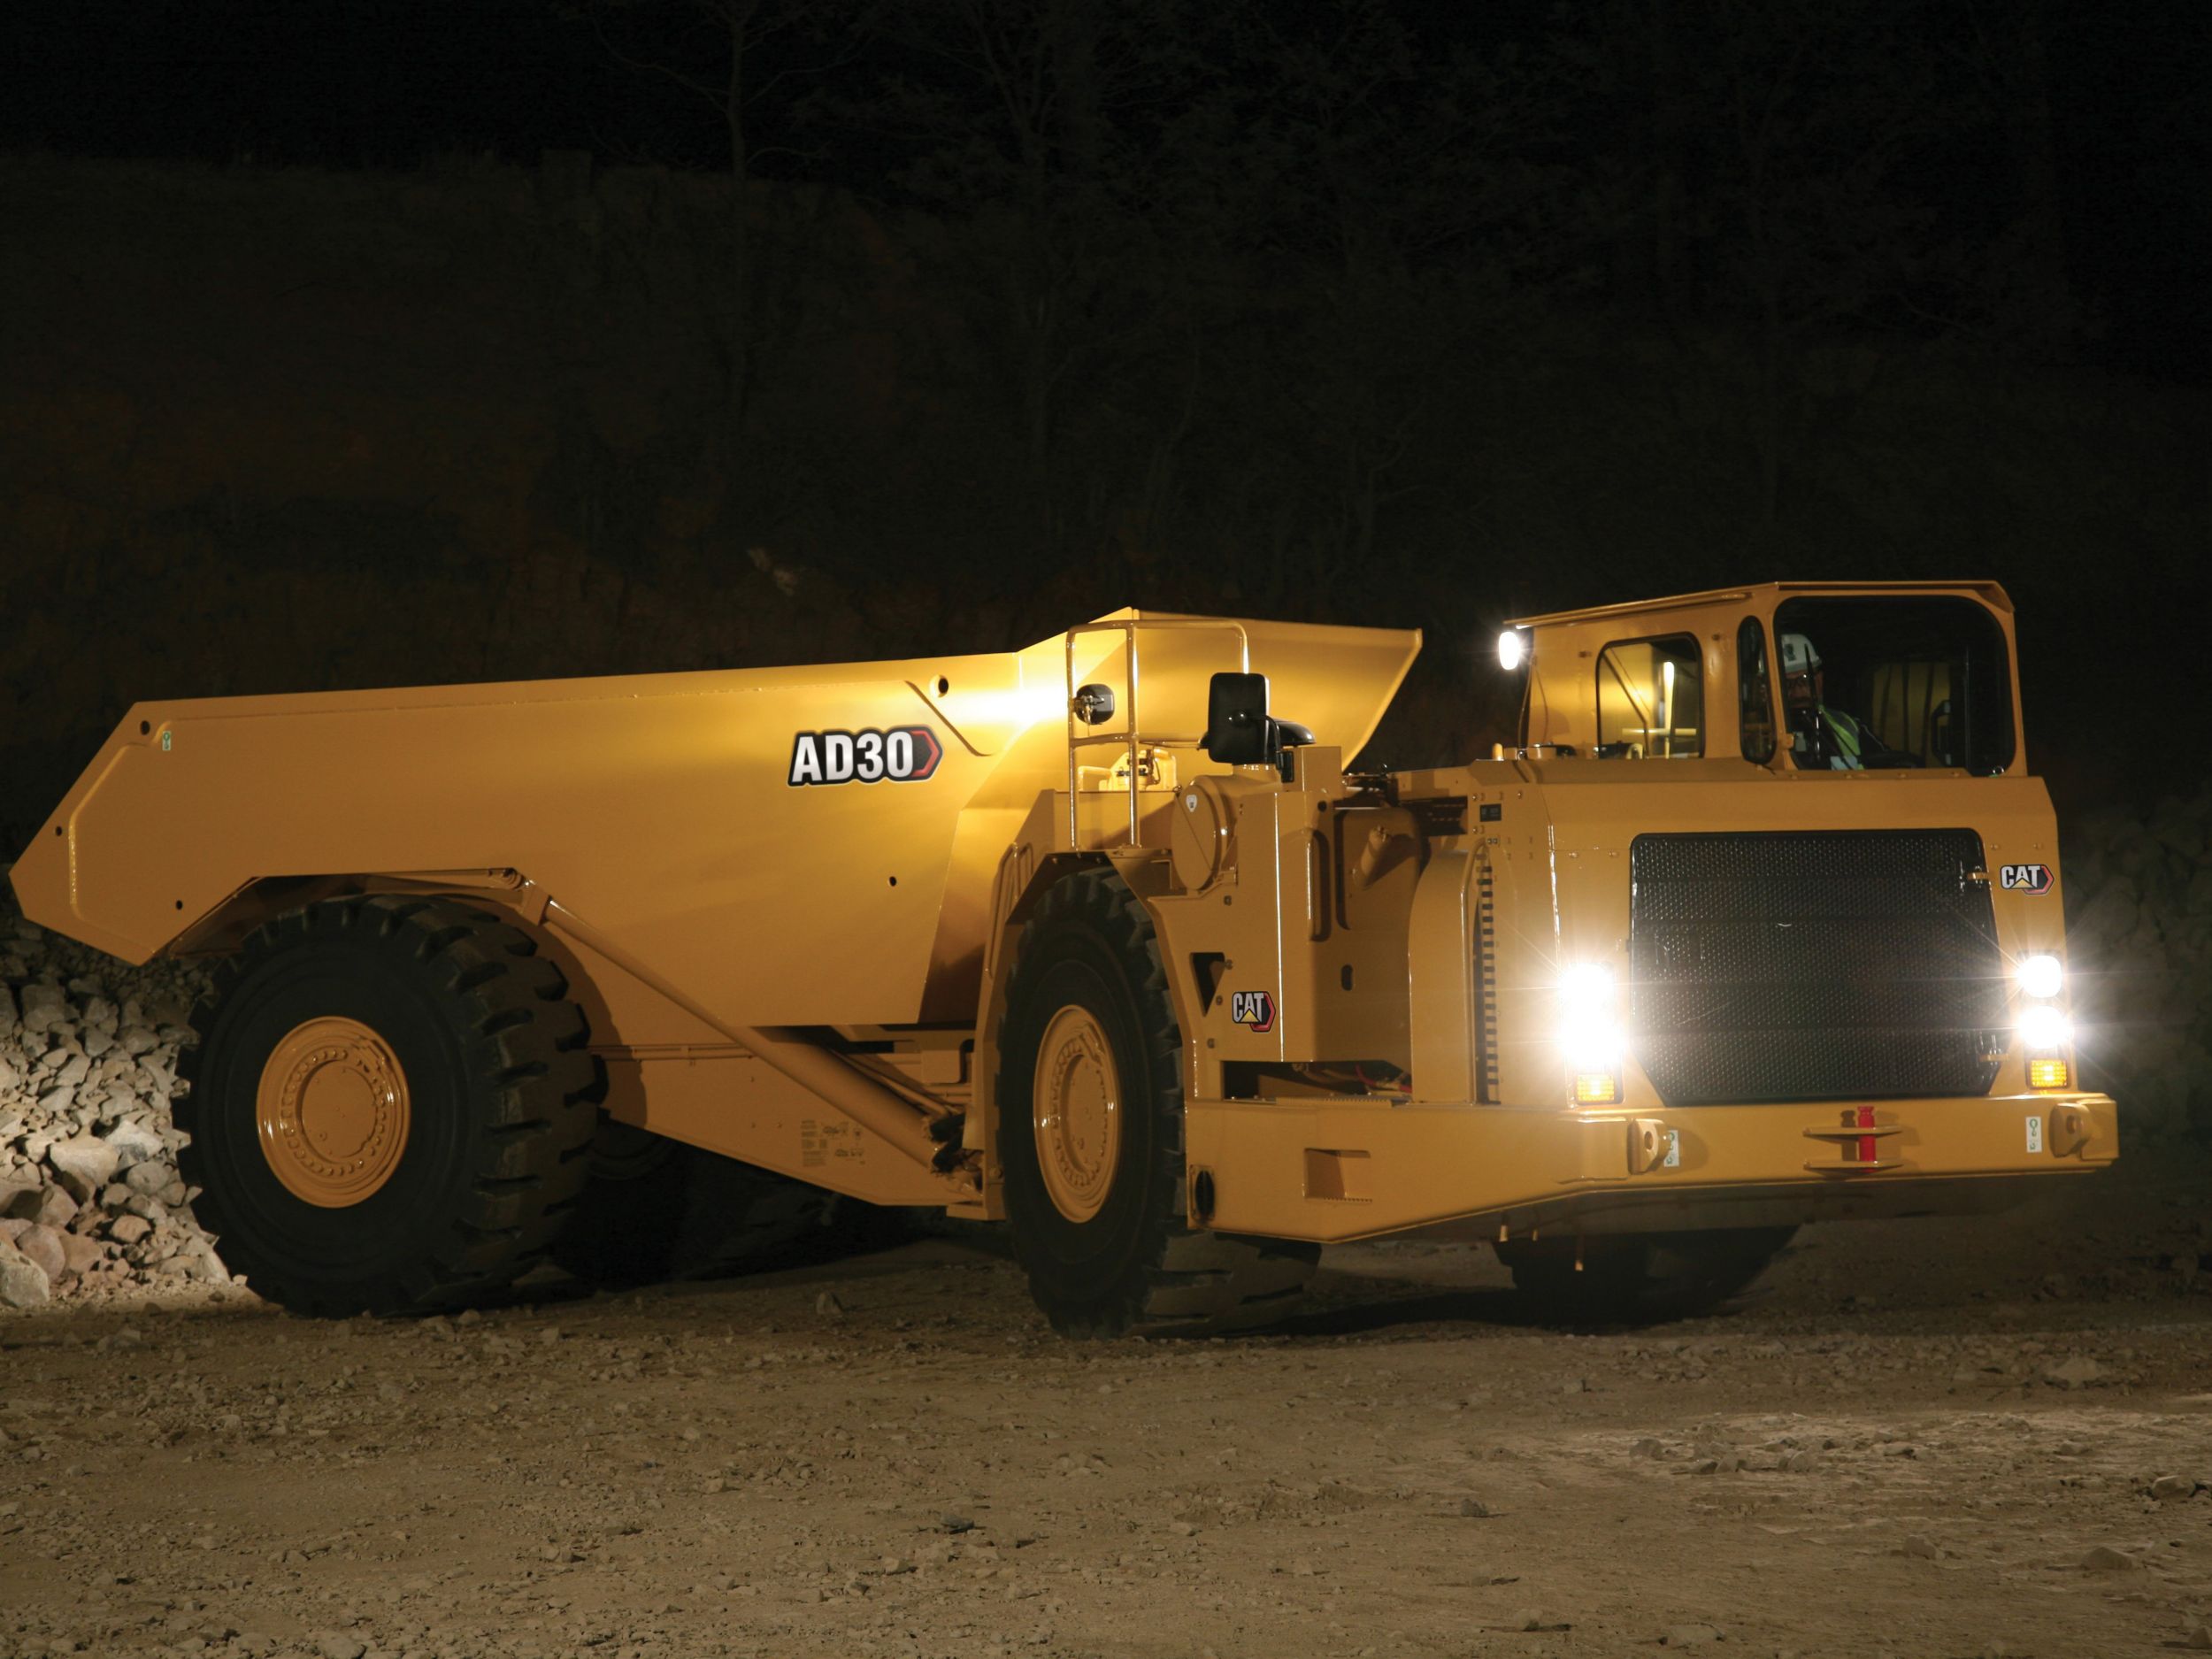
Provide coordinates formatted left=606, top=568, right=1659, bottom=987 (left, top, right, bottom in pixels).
left=1778, top=632, right=1822, bottom=675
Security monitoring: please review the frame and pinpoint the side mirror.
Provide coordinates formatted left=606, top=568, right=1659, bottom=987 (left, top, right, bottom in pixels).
left=1202, top=672, right=1271, bottom=766
left=1071, top=683, right=1117, bottom=726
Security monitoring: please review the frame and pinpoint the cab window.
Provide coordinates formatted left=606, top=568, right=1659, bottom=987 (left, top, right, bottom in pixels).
left=1596, top=635, right=1702, bottom=759
left=1771, top=595, right=2014, bottom=772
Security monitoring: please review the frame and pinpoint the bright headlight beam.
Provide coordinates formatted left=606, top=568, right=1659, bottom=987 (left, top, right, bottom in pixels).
left=1498, top=629, right=1527, bottom=672
left=2018, top=1004, right=2072, bottom=1052
left=1557, top=963, right=1621, bottom=1066
left=1558, top=962, right=1616, bottom=1007
left=2016, top=954, right=2062, bottom=1000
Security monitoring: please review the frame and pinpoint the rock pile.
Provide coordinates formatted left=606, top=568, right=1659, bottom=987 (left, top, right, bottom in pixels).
left=0, top=874, right=225, bottom=1307
left=2063, top=785, right=2212, bottom=1140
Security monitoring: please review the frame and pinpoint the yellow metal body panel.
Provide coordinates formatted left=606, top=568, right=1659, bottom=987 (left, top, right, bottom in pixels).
left=9, top=610, right=1419, bottom=1034
left=1187, top=1091, right=2116, bottom=1242
left=597, top=1052, right=955, bottom=1207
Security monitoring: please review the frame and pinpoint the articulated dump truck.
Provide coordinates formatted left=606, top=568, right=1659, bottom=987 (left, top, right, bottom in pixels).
left=11, top=585, right=2116, bottom=1333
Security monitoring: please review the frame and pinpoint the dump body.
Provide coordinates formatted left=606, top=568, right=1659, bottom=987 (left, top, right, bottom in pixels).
left=10, top=611, right=1418, bottom=1032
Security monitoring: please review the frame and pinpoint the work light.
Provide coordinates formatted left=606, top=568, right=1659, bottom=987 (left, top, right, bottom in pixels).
left=2015, top=953, right=2062, bottom=999
left=1498, top=629, right=1529, bottom=671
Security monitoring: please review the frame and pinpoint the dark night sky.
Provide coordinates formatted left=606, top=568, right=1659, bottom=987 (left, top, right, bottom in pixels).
left=3, top=0, right=2206, bottom=382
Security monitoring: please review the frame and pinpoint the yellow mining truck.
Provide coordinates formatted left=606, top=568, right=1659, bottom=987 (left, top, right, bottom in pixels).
left=11, top=585, right=2115, bottom=1331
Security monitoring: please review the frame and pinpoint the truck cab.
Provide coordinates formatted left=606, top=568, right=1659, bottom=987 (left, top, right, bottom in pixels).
left=983, top=583, right=2110, bottom=1324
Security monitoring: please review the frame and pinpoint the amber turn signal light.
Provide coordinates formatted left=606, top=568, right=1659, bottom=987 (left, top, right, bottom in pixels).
left=2028, top=1056, right=2070, bottom=1090
left=1572, top=1071, right=1621, bottom=1105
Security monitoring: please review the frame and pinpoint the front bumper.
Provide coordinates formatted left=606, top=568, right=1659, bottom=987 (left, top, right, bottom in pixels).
left=1185, top=1090, right=2117, bottom=1244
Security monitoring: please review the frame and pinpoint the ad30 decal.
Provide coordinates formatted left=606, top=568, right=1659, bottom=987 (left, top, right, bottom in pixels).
left=788, top=726, right=943, bottom=786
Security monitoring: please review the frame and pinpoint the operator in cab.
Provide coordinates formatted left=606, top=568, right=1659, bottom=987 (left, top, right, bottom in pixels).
left=1779, top=631, right=1874, bottom=770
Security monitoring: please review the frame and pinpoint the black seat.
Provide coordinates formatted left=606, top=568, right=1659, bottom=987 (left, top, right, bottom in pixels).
left=1202, top=672, right=1312, bottom=768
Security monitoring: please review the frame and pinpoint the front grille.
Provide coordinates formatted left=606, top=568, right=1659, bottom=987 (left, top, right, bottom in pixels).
left=1629, top=830, right=2005, bottom=1105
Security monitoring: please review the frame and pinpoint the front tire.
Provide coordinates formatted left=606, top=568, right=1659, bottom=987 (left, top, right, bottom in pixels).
left=176, top=896, right=600, bottom=1317
left=996, top=870, right=1317, bottom=1337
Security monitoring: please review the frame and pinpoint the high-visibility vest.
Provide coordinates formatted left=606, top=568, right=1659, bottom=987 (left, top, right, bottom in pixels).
left=1821, top=706, right=1865, bottom=769
left=1792, top=705, right=1866, bottom=769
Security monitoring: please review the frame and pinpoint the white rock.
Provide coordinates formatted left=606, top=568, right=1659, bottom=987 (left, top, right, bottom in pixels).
left=12, top=1224, right=66, bottom=1283
left=178, top=1237, right=229, bottom=1282
left=16, top=983, right=68, bottom=1035
left=0, top=1237, right=50, bottom=1307
left=102, top=1118, right=165, bottom=1169
left=22, top=1183, right=78, bottom=1230
left=47, top=1133, right=119, bottom=1189
left=60, top=1233, right=105, bottom=1278
left=124, top=1162, right=170, bottom=1196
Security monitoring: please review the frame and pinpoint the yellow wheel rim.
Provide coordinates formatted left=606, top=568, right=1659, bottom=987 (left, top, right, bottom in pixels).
left=1033, top=1004, right=1121, bottom=1224
left=255, top=1016, right=411, bottom=1208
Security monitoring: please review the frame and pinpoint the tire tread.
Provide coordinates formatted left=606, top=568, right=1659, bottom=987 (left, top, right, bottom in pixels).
left=176, top=895, right=602, bottom=1317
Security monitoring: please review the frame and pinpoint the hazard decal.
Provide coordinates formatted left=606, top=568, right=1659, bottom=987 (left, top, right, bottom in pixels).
left=1230, top=990, right=1276, bottom=1033
left=787, top=726, right=943, bottom=787
left=2000, top=863, right=2054, bottom=895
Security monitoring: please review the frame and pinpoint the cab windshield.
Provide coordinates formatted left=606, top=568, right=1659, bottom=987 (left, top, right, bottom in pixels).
left=1770, top=595, right=2014, bottom=774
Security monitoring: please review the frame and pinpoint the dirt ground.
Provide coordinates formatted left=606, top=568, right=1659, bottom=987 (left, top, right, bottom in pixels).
left=5, top=1154, right=2212, bottom=1659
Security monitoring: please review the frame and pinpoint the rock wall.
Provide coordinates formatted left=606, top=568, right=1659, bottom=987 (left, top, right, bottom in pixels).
left=2063, top=787, right=2212, bottom=1141
left=0, top=875, right=221, bottom=1306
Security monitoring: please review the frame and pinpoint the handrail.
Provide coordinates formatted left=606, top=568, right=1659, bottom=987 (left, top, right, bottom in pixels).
left=1064, top=618, right=1250, bottom=849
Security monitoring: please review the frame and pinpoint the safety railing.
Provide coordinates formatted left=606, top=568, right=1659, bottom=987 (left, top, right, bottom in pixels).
left=1064, top=618, right=1249, bottom=849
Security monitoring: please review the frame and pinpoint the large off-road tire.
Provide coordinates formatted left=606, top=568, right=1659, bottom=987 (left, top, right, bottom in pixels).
left=550, top=1121, right=837, bottom=1286
left=176, top=896, right=600, bottom=1317
left=996, top=868, right=1317, bottom=1337
left=1498, top=1226, right=1795, bottom=1325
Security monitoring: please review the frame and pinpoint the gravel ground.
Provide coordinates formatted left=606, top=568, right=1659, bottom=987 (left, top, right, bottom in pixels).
left=5, top=1150, right=2212, bottom=1659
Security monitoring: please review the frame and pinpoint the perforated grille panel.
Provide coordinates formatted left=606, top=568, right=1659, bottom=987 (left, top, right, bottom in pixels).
left=1630, top=830, right=2006, bottom=1105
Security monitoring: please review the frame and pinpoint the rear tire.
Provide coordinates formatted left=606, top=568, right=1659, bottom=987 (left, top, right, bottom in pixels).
left=1499, top=1227, right=1795, bottom=1324
left=996, top=869, right=1317, bottom=1337
left=176, top=896, right=600, bottom=1317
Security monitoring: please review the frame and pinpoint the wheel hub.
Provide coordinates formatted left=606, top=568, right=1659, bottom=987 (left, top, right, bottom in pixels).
left=255, top=1016, right=411, bottom=1208
left=1033, top=1005, right=1121, bottom=1224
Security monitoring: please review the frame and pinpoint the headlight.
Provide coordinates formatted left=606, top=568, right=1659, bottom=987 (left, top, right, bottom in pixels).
left=1558, top=963, right=1621, bottom=1066
left=1498, top=629, right=1529, bottom=671
left=2018, top=1004, right=2072, bottom=1052
left=2016, top=954, right=2063, bottom=1000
